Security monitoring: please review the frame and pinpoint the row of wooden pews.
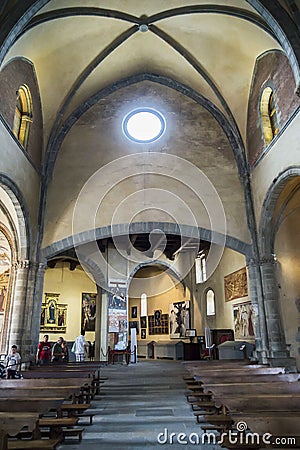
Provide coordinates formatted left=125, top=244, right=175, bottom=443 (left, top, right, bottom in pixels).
left=0, top=361, right=105, bottom=450
left=183, top=360, right=300, bottom=449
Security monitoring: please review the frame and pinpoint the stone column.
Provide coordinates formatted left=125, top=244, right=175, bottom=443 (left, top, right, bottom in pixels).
left=94, top=285, right=102, bottom=361
left=8, top=259, right=30, bottom=350
left=259, top=256, right=288, bottom=358
left=246, top=257, right=269, bottom=363
left=99, top=290, right=108, bottom=362
left=26, top=261, right=46, bottom=361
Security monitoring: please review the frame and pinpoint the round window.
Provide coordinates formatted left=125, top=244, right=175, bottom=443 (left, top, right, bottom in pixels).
left=123, top=108, right=166, bottom=143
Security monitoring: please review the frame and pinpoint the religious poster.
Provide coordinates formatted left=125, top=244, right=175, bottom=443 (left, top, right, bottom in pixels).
left=0, top=230, right=11, bottom=313
left=224, top=267, right=248, bottom=302
left=169, top=300, right=190, bottom=338
left=82, top=292, right=97, bottom=332
left=233, top=301, right=255, bottom=341
left=108, top=279, right=127, bottom=334
left=40, top=293, right=67, bottom=333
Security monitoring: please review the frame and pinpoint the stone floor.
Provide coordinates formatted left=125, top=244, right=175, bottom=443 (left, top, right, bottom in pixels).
left=57, top=359, right=223, bottom=450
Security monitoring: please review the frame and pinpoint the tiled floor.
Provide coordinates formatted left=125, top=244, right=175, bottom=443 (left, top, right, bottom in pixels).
left=57, top=359, right=223, bottom=449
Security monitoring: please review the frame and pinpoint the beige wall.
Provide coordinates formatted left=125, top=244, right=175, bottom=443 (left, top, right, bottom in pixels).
left=194, top=248, right=248, bottom=337
left=43, top=82, right=250, bottom=249
left=274, top=188, right=300, bottom=368
left=40, top=262, right=96, bottom=343
left=128, top=266, right=190, bottom=342
left=0, top=120, right=40, bottom=241
left=252, top=110, right=300, bottom=223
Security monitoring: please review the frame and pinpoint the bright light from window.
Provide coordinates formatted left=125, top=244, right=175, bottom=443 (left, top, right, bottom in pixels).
left=123, top=108, right=165, bottom=143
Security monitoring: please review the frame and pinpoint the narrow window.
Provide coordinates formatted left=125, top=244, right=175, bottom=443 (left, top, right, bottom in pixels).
left=12, top=85, right=32, bottom=148
left=195, top=252, right=207, bottom=284
left=141, top=293, right=147, bottom=317
left=260, top=87, right=279, bottom=146
left=206, top=289, right=215, bottom=316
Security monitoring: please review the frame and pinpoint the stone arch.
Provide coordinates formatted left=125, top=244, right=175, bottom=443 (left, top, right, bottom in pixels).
left=258, top=166, right=300, bottom=366
left=259, top=166, right=300, bottom=256
left=0, top=173, right=30, bottom=260
left=42, top=222, right=252, bottom=260
left=0, top=174, right=30, bottom=352
left=127, top=259, right=186, bottom=296
left=0, top=223, right=16, bottom=352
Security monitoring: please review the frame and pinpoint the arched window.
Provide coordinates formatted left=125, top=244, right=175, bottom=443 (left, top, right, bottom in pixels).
left=12, top=84, right=32, bottom=148
left=206, top=289, right=215, bottom=316
left=260, top=87, right=279, bottom=146
left=141, top=293, right=147, bottom=317
left=195, top=252, right=207, bottom=284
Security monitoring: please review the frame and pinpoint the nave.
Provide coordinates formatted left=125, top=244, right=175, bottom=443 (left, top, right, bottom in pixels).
left=57, top=360, right=222, bottom=450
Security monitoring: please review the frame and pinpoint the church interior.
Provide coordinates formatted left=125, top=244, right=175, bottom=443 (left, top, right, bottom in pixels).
left=0, top=1, right=300, bottom=448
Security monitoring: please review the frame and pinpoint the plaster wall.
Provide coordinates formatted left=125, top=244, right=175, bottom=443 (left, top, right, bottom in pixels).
left=251, top=109, right=300, bottom=224
left=43, top=81, right=250, bottom=249
left=128, top=267, right=189, bottom=342
left=274, top=188, right=300, bottom=368
left=194, top=248, right=248, bottom=337
left=0, top=120, right=40, bottom=243
left=41, top=262, right=96, bottom=343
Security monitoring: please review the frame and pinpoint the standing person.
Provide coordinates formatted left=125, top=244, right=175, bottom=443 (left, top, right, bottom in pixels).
left=72, top=330, right=88, bottom=362
left=5, top=345, right=21, bottom=379
left=51, top=337, right=63, bottom=363
left=36, top=334, right=52, bottom=365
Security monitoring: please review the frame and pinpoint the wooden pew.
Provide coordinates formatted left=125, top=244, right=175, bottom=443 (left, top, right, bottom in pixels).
left=201, top=381, right=300, bottom=396
left=0, top=368, right=100, bottom=447
left=194, top=373, right=300, bottom=385
left=0, top=398, right=64, bottom=413
left=189, top=367, right=285, bottom=377
left=0, top=387, right=81, bottom=398
left=0, top=412, right=40, bottom=450
left=211, top=393, right=300, bottom=412
left=22, top=371, right=92, bottom=379
left=231, top=411, right=300, bottom=437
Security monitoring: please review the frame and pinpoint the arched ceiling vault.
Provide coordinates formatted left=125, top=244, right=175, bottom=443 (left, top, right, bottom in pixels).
left=0, top=1, right=299, bottom=262
left=1, top=1, right=298, bottom=178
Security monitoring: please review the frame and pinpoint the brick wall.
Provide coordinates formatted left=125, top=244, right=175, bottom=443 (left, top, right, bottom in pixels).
left=247, top=50, right=300, bottom=166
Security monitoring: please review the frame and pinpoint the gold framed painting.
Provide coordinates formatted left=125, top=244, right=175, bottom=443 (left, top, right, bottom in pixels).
left=224, top=267, right=248, bottom=302
left=40, top=293, right=67, bottom=333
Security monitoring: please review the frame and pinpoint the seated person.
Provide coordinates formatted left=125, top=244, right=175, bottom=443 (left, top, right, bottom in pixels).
left=5, top=345, right=21, bottom=379
left=52, top=336, right=63, bottom=363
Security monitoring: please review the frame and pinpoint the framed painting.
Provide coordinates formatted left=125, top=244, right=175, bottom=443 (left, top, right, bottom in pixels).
left=140, top=316, right=147, bottom=328
left=129, top=320, right=139, bottom=334
left=224, top=267, right=248, bottom=302
left=233, top=302, right=255, bottom=341
left=82, top=293, right=97, bottom=332
left=131, top=306, right=137, bottom=318
left=170, top=300, right=190, bottom=338
left=40, top=293, right=67, bottom=333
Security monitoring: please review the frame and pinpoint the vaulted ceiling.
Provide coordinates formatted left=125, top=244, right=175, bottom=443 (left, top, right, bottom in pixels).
left=1, top=0, right=299, bottom=255
left=2, top=0, right=283, bottom=155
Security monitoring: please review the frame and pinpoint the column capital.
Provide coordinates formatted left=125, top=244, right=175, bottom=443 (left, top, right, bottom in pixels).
left=11, top=259, right=31, bottom=270
left=259, top=255, right=277, bottom=265
left=11, top=260, right=47, bottom=271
